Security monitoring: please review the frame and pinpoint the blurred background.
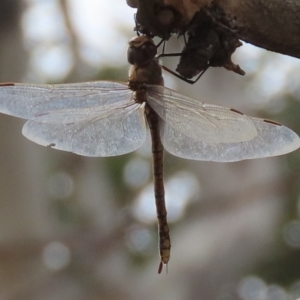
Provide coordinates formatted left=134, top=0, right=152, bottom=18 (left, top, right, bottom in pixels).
left=0, top=0, right=300, bottom=299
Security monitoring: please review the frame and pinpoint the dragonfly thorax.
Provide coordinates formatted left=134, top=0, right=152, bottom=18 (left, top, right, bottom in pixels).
left=128, top=36, right=164, bottom=89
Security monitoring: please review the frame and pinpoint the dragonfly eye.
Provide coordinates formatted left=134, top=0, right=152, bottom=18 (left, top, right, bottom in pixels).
left=127, top=41, right=157, bottom=66
left=126, top=0, right=138, bottom=8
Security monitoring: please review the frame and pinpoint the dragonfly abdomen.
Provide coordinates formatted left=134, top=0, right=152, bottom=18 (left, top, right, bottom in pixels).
left=145, top=104, right=171, bottom=273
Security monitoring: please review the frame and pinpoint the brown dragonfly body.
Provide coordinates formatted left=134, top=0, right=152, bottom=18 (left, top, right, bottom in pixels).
left=128, top=36, right=170, bottom=272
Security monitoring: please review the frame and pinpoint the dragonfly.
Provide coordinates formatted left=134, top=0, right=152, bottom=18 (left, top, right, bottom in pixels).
left=0, top=35, right=299, bottom=273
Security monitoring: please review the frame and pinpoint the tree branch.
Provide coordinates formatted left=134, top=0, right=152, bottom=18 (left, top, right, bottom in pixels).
left=133, top=0, right=300, bottom=59
left=211, top=0, right=300, bottom=59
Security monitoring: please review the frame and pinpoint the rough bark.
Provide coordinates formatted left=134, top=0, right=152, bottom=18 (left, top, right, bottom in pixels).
left=209, top=0, right=300, bottom=59
left=133, top=0, right=300, bottom=59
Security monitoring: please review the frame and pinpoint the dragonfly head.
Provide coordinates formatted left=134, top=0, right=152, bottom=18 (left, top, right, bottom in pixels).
left=127, top=36, right=157, bottom=66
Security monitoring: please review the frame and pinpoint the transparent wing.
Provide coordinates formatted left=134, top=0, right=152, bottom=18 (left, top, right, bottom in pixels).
left=146, top=85, right=258, bottom=143
left=0, top=81, right=147, bottom=156
left=23, top=106, right=146, bottom=156
left=146, top=85, right=300, bottom=162
left=0, top=81, right=131, bottom=121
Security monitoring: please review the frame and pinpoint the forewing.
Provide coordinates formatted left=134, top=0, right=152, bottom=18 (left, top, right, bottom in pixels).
left=0, top=81, right=131, bottom=121
left=146, top=85, right=258, bottom=144
left=23, top=105, right=146, bottom=157
left=146, top=85, right=300, bottom=162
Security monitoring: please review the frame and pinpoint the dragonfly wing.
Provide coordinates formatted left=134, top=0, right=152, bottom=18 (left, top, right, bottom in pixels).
left=146, top=85, right=300, bottom=162
left=0, top=81, right=147, bottom=156
left=146, top=85, right=258, bottom=144
left=0, top=81, right=131, bottom=121
left=22, top=105, right=146, bottom=157
left=159, top=118, right=300, bottom=161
